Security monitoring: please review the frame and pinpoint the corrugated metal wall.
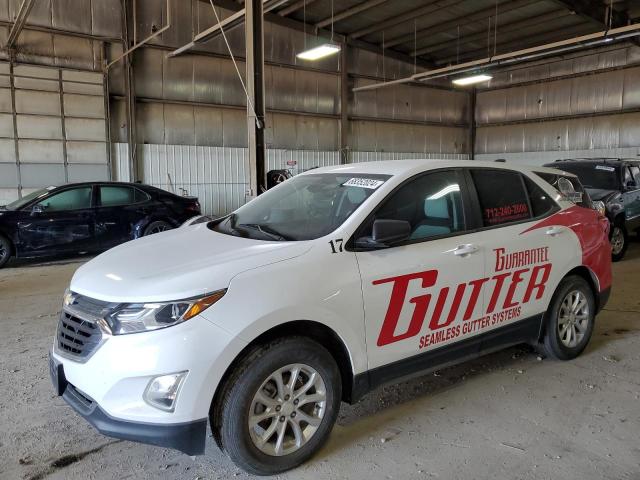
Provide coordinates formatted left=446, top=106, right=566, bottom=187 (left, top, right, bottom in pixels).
left=112, top=144, right=469, bottom=216
left=0, top=62, right=109, bottom=204
left=0, top=0, right=471, bottom=210
left=475, top=44, right=640, bottom=163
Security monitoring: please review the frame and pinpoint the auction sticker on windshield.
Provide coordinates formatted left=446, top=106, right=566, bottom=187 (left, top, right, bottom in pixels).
left=595, top=165, right=615, bottom=172
left=342, top=178, right=385, bottom=189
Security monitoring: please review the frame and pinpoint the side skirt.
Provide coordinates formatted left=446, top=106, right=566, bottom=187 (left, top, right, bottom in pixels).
left=350, top=314, right=544, bottom=404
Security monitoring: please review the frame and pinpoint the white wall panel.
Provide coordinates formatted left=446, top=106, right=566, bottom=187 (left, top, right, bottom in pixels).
left=0, top=61, right=109, bottom=203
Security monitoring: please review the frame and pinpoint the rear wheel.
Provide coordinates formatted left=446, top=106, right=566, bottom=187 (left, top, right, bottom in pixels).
left=610, top=222, right=627, bottom=262
left=143, top=220, right=172, bottom=236
left=214, top=337, right=341, bottom=475
left=0, top=235, right=11, bottom=268
left=541, top=275, right=595, bottom=360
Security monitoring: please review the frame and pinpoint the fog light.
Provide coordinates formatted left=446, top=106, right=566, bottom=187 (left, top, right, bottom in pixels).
left=143, top=372, right=187, bottom=412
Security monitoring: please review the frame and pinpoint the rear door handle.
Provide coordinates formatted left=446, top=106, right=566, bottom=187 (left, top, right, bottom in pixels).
left=451, top=244, right=479, bottom=257
left=545, top=226, right=564, bottom=236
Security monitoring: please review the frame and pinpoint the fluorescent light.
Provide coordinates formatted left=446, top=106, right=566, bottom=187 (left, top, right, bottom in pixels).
left=428, top=184, right=460, bottom=200
left=452, top=74, right=493, bottom=86
left=297, top=43, right=341, bottom=61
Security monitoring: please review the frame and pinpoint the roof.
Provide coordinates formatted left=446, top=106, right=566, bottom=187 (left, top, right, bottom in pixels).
left=305, top=159, right=554, bottom=177
left=246, top=0, right=640, bottom=73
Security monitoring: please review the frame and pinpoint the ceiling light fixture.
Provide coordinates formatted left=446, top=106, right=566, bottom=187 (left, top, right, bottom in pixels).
left=452, top=74, right=493, bottom=86
left=297, top=43, right=341, bottom=61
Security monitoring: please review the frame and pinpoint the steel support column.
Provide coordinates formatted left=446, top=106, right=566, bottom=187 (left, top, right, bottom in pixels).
left=122, top=0, right=138, bottom=182
left=246, top=0, right=266, bottom=196
left=469, top=88, right=476, bottom=160
left=340, top=42, right=350, bottom=164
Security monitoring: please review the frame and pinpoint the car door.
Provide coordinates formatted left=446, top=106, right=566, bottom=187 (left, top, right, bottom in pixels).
left=18, top=186, right=96, bottom=256
left=95, top=185, right=151, bottom=250
left=464, top=168, right=577, bottom=346
left=622, top=165, right=640, bottom=229
left=355, top=169, right=488, bottom=371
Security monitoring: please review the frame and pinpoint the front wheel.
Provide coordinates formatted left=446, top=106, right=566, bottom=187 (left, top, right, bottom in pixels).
left=610, top=223, right=627, bottom=262
left=541, top=275, right=595, bottom=360
left=214, top=337, right=341, bottom=475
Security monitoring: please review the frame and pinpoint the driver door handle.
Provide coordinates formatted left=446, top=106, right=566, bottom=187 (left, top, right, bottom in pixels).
left=545, top=226, right=564, bottom=236
left=451, top=244, right=479, bottom=257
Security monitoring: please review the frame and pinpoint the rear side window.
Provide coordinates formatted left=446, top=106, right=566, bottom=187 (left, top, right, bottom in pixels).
left=135, top=188, right=150, bottom=202
left=100, top=186, right=135, bottom=207
left=470, top=170, right=531, bottom=227
left=524, top=176, right=558, bottom=217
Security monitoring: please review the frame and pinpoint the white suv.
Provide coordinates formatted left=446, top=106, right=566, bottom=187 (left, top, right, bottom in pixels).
left=50, top=160, right=612, bottom=475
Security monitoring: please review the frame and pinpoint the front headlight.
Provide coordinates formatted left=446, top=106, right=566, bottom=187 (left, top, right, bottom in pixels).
left=107, top=290, right=226, bottom=335
left=592, top=200, right=606, bottom=217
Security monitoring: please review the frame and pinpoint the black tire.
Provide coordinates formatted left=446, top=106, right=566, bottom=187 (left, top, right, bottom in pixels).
left=143, top=220, right=172, bottom=236
left=0, top=234, right=11, bottom=269
left=214, top=337, right=341, bottom=476
left=541, top=275, right=596, bottom=361
left=610, top=221, right=627, bottom=262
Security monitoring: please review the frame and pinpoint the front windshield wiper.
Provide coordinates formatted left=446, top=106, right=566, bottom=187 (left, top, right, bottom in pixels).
left=238, top=223, right=291, bottom=241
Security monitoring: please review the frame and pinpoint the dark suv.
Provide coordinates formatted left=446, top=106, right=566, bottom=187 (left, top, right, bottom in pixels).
left=544, top=159, right=640, bottom=261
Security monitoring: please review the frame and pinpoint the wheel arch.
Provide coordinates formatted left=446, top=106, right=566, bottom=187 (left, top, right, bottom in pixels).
left=209, top=320, right=356, bottom=442
left=0, top=228, right=15, bottom=255
left=538, top=265, right=600, bottom=342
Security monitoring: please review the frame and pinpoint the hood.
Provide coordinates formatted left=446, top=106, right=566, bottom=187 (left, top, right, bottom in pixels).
left=585, top=188, right=619, bottom=202
left=70, top=223, right=312, bottom=303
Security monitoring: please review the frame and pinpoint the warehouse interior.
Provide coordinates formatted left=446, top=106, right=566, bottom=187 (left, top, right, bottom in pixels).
left=2, top=0, right=640, bottom=479
left=0, top=0, right=637, bottom=215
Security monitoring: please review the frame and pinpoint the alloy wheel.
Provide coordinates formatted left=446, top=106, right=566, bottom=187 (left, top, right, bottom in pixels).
left=557, top=290, right=590, bottom=348
left=611, top=227, right=624, bottom=255
left=248, top=363, right=327, bottom=457
left=148, top=225, right=168, bottom=234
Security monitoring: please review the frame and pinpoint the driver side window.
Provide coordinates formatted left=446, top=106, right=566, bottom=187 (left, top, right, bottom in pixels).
left=37, top=187, right=92, bottom=212
left=360, top=170, right=466, bottom=242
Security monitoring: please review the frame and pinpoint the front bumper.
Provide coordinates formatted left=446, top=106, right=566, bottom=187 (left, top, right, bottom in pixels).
left=50, top=313, right=248, bottom=455
left=50, top=353, right=207, bottom=454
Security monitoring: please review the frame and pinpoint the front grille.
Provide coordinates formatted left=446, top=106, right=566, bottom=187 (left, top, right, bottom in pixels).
left=56, top=311, right=103, bottom=359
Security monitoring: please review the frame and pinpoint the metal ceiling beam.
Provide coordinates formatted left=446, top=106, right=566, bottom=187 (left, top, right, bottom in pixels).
left=550, top=0, right=640, bottom=46
left=349, top=0, right=465, bottom=40
left=414, top=9, right=568, bottom=58
left=277, top=0, right=319, bottom=17
left=353, top=22, right=640, bottom=92
left=436, top=23, right=593, bottom=65
left=385, top=0, right=534, bottom=49
left=191, top=0, right=434, bottom=68
left=170, top=0, right=289, bottom=57
left=6, top=0, right=37, bottom=49
left=315, top=0, right=389, bottom=29
left=550, top=0, right=628, bottom=28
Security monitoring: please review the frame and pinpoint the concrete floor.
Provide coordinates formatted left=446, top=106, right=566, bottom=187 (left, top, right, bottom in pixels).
left=1, top=245, right=640, bottom=480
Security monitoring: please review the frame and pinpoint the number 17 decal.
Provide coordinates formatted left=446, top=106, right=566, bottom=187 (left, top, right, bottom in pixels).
left=329, top=239, right=344, bottom=253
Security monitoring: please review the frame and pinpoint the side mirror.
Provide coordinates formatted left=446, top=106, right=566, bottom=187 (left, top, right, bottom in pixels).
left=31, top=204, right=44, bottom=215
left=356, top=219, right=411, bottom=249
left=625, top=180, right=637, bottom=190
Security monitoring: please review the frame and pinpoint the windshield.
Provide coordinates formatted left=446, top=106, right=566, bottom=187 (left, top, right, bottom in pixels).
left=211, top=173, right=390, bottom=241
left=4, top=188, right=52, bottom=210
left=556, top=164, right=619, bottom=190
